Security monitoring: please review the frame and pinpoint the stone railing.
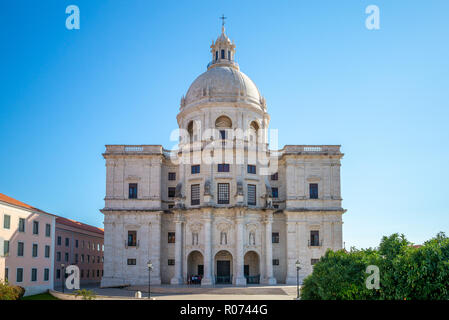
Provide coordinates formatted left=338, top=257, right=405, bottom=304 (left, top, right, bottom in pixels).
left=277, top=145, right=341, bottom=155
left=104, top=145, right=163, bottom=154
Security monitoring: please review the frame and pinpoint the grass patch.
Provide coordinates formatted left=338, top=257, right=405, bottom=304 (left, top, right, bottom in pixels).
left=21, top=292, right=59, bottom=300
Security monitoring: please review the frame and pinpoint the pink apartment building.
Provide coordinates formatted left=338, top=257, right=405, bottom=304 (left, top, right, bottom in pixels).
left=0, top=193, right=56, bottom=296
left=54, top=217, right=104, bottom=287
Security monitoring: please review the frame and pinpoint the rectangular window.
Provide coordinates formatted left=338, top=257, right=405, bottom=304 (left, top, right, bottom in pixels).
left=87, top=255, right=90, bottom=263
left=309, top=183, right=318, bottom=199
left=87, top=270, right=89, bottom=278
left=32, top=244, right=38, bottom=257
left=217, top=183, right=230, bottom=204
left=128, top=183, right=138, bottom=199
left=248, top=184, right=256, bottom=206
left=191, top=184, right=200, bottom=205
left=272, top=259, right=280, bottom=266
left=18, top=218, right=25, bottom=232
left=271, top=172, right=278, bottom=180
left=168, top=187, right=176, bottom=198
left=16, top=268, right=23, bottom=282
left=168, top=172, right=176, bottom=180
left=81, top=254, right=84, bottom=263
left=3, top=214, right=10, bottom=229
left=168, top=259, right=175, bottom=266
left=75, top=239, right=79, bottom=248
left=97, top=270, right=100, bottom=277
left=65, top=252, right=69, bottom=262
left=31, top=268, right=37, bottom=282
left=311, top=259, right=320, bottom=265
left=3, top=240, right=10, bottom=256
left=218, top=163, right=230, bottom=172
left=247, top=165, right=256, bottom=174
left=57, top=236, right=61, bottom=245
left=5, top=268, right=8, bottom=281
left=191, top=165, right=200, bottom=174
left=310, top=230, right=320, bottom=246
left=81, top=270, right=84, bottom=278
left=168, top=232, right=176, bottom=243
left=33, top=221, right=39, bottom=235
left=272, top=187, right=279, bottom=198
left=45, top=223, right=51, bottom=237
left=65, top=237, right=69, bottom=247
left=56, top=269, right=61, bottom=279
left=17, top=242, right=24, bottom=257
left=75, top=254, right=78, bottom=263
left=219, top=130, right=226, bottom=140
left=272, top=232, right=280, bottom=244
left=44, top=268, right=49, bottom=281
left=57, top=252, right=61, bottom=261
left=127, top=259, right=136, bottom=265
left=127, top=230, right=137, bottom=247
left=45, top=245, right=50, bottom=258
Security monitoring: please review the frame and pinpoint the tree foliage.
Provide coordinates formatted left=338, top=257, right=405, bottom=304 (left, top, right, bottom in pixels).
left=301, top=232, right=449, bottom=300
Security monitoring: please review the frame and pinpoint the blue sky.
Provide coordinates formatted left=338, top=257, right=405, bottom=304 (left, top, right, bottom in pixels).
left=0, top=1, right=448, bottom=249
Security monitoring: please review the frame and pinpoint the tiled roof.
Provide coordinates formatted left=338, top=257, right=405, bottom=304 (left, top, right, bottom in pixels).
left=56, top=216, right=104, bottom=235
left=0, top=192, right=54, bottom=216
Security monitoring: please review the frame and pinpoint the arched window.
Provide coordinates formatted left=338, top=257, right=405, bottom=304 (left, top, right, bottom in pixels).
left=221, top=49, right=225, bottom=59
left=215, top=116, right=232, bottom=128
left=187, top=121, right=194, bottom=142
left=249, top=121, right=259, bottom=143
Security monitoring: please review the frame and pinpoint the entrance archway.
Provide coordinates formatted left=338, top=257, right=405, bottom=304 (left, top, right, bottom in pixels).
left=244, top=251, right=260, bottom=284
left=187, top=250, right=204, bottom=284
left=214, top=250, right=233, bottom=284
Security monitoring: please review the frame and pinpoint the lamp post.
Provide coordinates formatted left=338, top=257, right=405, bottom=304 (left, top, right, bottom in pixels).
left=61, top=263, right=65, bottom=293
left=295, top=260, right=301, bottom=300
left=147, top=260, right=153, bottom=299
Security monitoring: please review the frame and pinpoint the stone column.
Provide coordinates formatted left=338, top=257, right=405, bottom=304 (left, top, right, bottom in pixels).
left=285, top=219, right=298, bottom=285
left=170, top=215, right=183, bottom=284
left=264, top=213, right=277, bottom=284
left=234, top=212, right=246, bottom=286
left=150, top=212, right=162, bottom=284
left=201, top=212, right=213, bottom=286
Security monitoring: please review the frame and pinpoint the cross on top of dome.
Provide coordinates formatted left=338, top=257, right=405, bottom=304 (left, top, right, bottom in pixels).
left=208, top=15, right=237, bottom=70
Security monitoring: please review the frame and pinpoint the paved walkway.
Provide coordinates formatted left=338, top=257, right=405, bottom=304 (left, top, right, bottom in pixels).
left=54, top=284, right=300, bottom=300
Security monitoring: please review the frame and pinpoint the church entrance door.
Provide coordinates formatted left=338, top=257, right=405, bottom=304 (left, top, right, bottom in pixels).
left=216, top=260, right=231, bottom=284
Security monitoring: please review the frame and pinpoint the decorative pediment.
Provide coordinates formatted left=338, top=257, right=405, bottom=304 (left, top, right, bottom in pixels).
left=307, top=175, right=321, bottom=182
left=126, top=175, right=141, bottom=182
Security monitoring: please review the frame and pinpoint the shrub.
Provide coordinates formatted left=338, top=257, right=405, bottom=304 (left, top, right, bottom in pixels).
left=74, top=289, right=96, bottom=300
left=0, top=281, right=25, bottom=300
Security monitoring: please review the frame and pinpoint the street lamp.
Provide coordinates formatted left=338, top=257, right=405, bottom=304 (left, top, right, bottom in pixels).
left=61, top=263, right=65, bottom=293
left=295, top=260, right=301, bottom=300
left=147, top=260, right=153, bottom=299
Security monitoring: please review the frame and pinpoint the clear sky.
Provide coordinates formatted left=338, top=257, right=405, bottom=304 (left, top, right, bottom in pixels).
left=0, top=0, right=448, bottom=249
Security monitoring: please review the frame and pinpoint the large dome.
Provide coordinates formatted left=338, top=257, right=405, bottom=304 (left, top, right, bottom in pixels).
left=183, top=66, right=263, bottom=110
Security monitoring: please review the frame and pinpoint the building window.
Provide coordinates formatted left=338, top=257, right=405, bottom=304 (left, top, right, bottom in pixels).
left=17, top=242, right=24, bottom=257
left=272, top=232, right=280, bottom=244
left=191, top=165, right=200, bottom=174
left=247, top=165, right=256, bottom=174
left=33, top=221, right=39, bottom=235
left=97, top=270, right=100, bottom=277
left=191, top=184, right=200, bottom=205
left=272, top=259, right=280, bottom=266
left=32, top=244, right=38, bottom=257
left=57, top=236, right=61, bottom=245
left=219, top=130, right=226, bottom=140
left=168, top=187, right=176, bottom=198
left=3, top=214, right=10, bottom=229
left=309, top=183, right=318, bottom=199
left=310, top=230, right=320, bottom=246
left=127, top=259, right=136, bottom=266
left=81, top=254, right=84, bottom=263
left=56, top=269, right=61, bottom=279
left=97, top=256, right=100, bottom=263
left=272, top=187, right=279, bottom=198
left=65, top=238, right=69, bottom=247
left=5, top=268, right=8, bottom=281
left=57, top=252, right=61, bottom=261
left=271, top=172, right=278, bottom=180
left=16, top=268, right=23, bottom=282
left=168, top=204, right=174, bottom=209
left=81, top=270, right=84, bottom=278
left=18, top=218, right=25, bottom=232
left=168, top=259, right=175, bottom=266
left=75, top=254, right=78, bottom=263
left=215, top=51, right=218, bottom=61
left=87, top=255, right=90, bottom=263
left=168, top=172, right=176, bottom=180
left=75, top=239, right=79, bottom=248
left=127, top=231, right=137, bottom=247
left=65, top=252, right=69, bottom=262
left=31, top=268, right=37, bottom=282
left=168, top=232, right=176, bottom=243
left=44, top=268, right=49, bottom=281
left=87, top=270, right=89, bottom=278
left=311, top=259, right=320, bottom=265
left=217, top=183, right=230, bottom=204
left=45, top=245, right=50, bottom=258
left=3, top=240, right=10, bottom=256
left=218, top=163, right=230, bottom=172
left=102, top=244, right=104, bottom=252
left=228, top=50, right=231, bottom=60
left=248, top=184, right=256, bottom=206
left=129, top=183, right=138, bottom=199
left=45, top=223, right=51, bottom=237
left=221, top=49, right=225, bottom=59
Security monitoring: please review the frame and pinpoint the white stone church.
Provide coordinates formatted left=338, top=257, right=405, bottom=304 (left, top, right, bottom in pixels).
left=100, top=24, right=345, bottom=287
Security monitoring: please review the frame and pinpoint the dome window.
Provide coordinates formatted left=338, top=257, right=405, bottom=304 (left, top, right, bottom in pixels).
left=215, top=115, right=232, bottom=129
left=215, top=51, right=218, bottom=61
left=228, top=51, right=231, bottom=60
left=221, top=49, right=225, bottom=59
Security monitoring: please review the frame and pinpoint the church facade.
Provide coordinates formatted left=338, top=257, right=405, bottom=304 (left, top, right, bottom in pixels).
left=100, top=25, right=345, bottom=287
